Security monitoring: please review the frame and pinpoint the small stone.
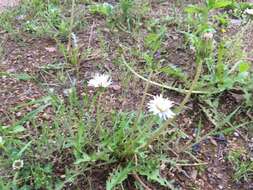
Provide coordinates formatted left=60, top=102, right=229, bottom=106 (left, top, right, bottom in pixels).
left=60, top=175, right=65, bottom=179
left=234, top=132, right=240, bottom=137
left=49, top=88, right=54, bottom=93
left=191, top=170, right=198, bottom=180
left=16, top=112, right=22, bottom=117
left=160, top=163, right=166, bottom=171
left=45, top=47, right=57, bottom=53
left=63, top=88, right=73, bottom=96
left=202, top=32, right=214, bottom=41
left=216, top=173, right=223, bottom=179
left=110, top=84, right=121, bottom=91
left=42, top=113, right=50, bottom=120
left=230, top=19, right=241, bottom=26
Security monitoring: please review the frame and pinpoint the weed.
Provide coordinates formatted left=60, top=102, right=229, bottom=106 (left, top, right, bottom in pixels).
left=228, top=148, right=253, bottom=182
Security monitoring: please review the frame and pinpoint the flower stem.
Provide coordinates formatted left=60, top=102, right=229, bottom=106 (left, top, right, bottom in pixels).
left=132, top=71, right=153, bottom=132
left=123, top=72, right=153, bottom=156
left=96, top=90, right=103, bottom=135
left=67, top=0, right=75, bottom=52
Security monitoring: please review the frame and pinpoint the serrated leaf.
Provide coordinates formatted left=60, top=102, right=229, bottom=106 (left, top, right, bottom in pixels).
left=106, top=164, right=133, bottom=190
left=138, top=168, right=173, bottom=187
left=160, top=66, right=187, bottom=81
left=74, top=153, right=91, bottom=164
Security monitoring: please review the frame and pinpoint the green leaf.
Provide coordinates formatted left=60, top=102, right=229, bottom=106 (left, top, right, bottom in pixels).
left=74, top=153, right=91, bottom=165
left=15, top=73, right=33, bottom=81
left=12, top=103, right=50, bottom=126
left=212, top=1, right=232, bottom=9
left=138, top=167, right=173, bottom=187
left=160, top=65, right=187, bottom=81
left=239, top=62, right=250, bottom=73
left=106, top=164, right=133, bottom=190
left=17, top=140, right=32, bottom=157
left=0, top=72, right=33, bottom=81
left=89, top=3, right=113, bottom=16
left=1, top=125, right=26, bottom=134
left=185, top=5, right=204, bottom=14
left=144, top=28, right=165, bottom=52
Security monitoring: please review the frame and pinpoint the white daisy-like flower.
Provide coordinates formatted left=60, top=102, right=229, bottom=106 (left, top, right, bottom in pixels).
left=12, top=159, right=24, bottom=170
left=245, top=9, right=253, bottom=15
left=88, top=73, right=112, bottom=88
left=148, top=94, right=175, bottom=120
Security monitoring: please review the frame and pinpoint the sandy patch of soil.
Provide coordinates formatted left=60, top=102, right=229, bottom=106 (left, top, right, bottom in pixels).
left=0, top=0, right=20, bottom=11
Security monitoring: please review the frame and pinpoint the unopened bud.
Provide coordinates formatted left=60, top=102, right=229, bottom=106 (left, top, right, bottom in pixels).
left=202, top=32, right=213, bottom=41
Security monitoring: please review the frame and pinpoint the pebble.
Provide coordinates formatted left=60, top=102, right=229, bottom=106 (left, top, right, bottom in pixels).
left=233, top=132, right=239, bottom=137
left=16, top=112, right=22, bottom=117
left=230, top=19, right=241, bottom=26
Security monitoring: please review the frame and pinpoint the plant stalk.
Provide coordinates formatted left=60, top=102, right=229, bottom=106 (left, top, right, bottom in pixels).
left=132, top=71, right=153, bottom=132
left=67, top=0, right=76, bottom=52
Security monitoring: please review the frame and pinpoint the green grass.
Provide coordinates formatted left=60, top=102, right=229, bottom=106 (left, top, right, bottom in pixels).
left=0, top=0, right=253, bottom=189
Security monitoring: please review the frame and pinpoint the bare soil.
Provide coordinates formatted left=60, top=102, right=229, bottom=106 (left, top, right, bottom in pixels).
left=0, top=0, right=20, bottom=11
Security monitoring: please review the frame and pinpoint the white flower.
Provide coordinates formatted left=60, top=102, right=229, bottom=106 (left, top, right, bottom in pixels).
left=12, top=160, right=24, bottom=170
left=245, top=9, right=253, bottom=15
left=148, top=94, right=175, bottom=120
left=88, top=73, right=112, bottom=88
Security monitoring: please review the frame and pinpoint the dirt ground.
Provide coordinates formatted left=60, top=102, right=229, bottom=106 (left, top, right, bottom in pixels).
left=0, top=0, right=20, bottom=11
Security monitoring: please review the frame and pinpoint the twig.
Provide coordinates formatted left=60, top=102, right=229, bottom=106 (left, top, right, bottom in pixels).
left=132, top=173, right=152, bottom=190
left=175, top=162, right=208, bottom=166
left=88, top=21, right=96, bottom=49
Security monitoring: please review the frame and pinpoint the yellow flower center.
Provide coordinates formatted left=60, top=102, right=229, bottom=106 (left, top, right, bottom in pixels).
left=155, top=103, right=167, bottom=112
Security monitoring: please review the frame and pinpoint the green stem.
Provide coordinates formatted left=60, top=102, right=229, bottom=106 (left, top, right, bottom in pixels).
left=67, top=0, right=75, bottom=52
left=132, top=71, right=153, bottom=132
left=96, top=90, right=103, bottom=135
left=123, top=71, right=153, bottom=156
